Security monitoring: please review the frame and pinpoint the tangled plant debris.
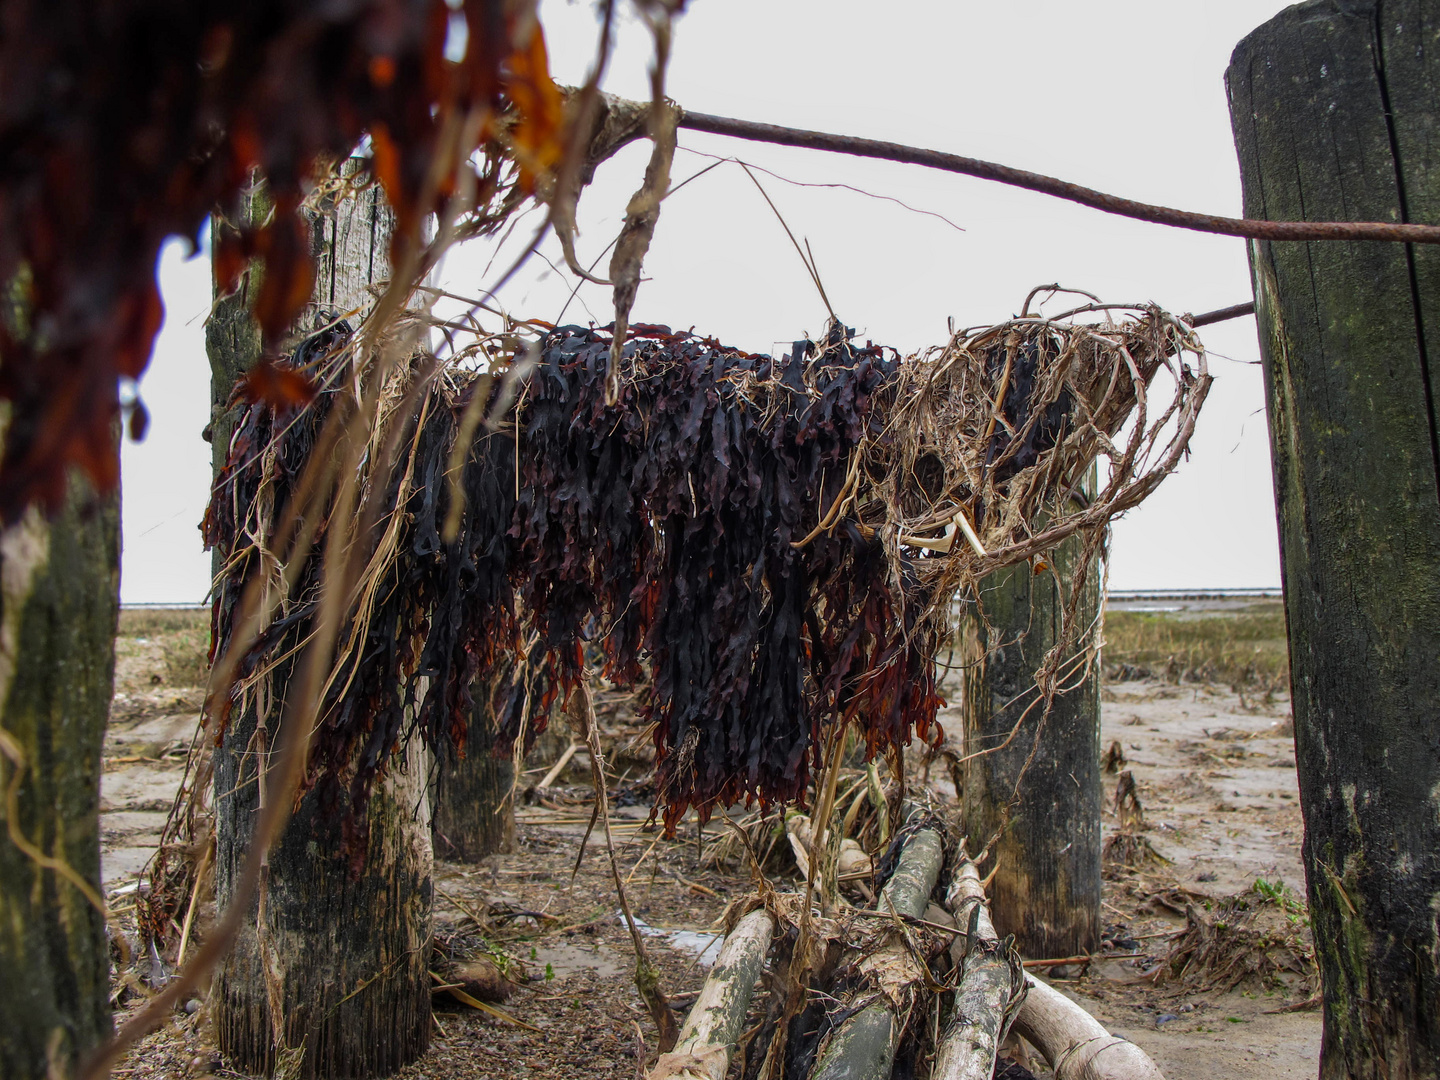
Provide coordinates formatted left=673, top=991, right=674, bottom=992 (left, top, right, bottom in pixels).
left=1162, top=880, right=1316, bottom=995
left=200, top=290, right=1210, bottom=854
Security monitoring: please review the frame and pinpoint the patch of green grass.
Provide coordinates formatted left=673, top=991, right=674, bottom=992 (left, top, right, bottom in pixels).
left=1254, top=876, right=1301, bottom=910
left=1252, top=877, right=1310, bottom=930
left=1103, top=602, right=1289, bottom=688
left=118, top=607, right=211, bottom=688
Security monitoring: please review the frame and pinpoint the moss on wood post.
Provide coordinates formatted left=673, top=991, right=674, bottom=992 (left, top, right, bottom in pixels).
left=432, top=698, right=515, bottom=861
left=961, top=517, right=1101, bottom=960
left=1228, top=4, right=1440, bottom=1076
left=209, top=164, right=434, bottom=1078
left=0, top=471, right=120, bottom=1080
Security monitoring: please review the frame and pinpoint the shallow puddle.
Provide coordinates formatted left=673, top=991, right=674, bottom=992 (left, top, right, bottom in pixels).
left=627, top=912, right=723, bottom=966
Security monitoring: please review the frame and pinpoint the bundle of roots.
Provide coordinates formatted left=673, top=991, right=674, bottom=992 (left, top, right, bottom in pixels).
left=862, top=298, right=1210, bottom=684
left=1162, top=883, right=1317, bottom=994
left=203, top=294, right=1209, bottom=841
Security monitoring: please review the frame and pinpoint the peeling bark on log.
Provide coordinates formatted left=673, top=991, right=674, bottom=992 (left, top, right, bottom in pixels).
left=936, top=939, right=1016, bottom=1080
left=945, top=853, right=998, bottom=942
left=210, top=163, right=432, bottom=1078
left=0, top=472, right=119, bottom=1080
left=933, top=855, right=1024, bottom=1080
left=1012, top=975, right=1164, bottom=1080
left=1228, top=4, right=1440, bottom=1076
left=808, top=825, right=944, bottom=1080
left=648, top=908, right=775, bottom=1080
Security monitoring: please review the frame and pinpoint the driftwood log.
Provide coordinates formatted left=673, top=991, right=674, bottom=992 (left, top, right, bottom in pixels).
left=809, top=823, right=945, bottom=1080
left=938, top=845, right=1165, bottom=1080
left=1012, top=976, right=1164, bottom=1080
left=641, top=828, right=1164, bottom=1080
left=648, top=908, right=775, bottom=1080
left=933, top=849, right=1025, bottom=1080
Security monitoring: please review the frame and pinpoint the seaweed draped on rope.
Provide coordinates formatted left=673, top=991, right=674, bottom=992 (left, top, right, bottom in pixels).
left=203, top=297, right=1210, bottom=837
left=512, top=324, right=937, bottom=830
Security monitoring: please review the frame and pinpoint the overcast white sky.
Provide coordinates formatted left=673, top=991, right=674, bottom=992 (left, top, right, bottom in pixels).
left=121, top=0, right=1294, bottom=604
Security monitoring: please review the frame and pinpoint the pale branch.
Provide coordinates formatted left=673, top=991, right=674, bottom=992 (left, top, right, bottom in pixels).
left=933, top=849, right=1025, bottom=1080
left=1013, top=976, right=1166, bottom=1080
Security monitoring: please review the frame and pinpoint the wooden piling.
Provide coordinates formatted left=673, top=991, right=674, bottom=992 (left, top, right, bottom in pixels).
left=0, top=471, right=119, bottom=1080
left=432, top=699, right=516, bottom=861
left=1228, top=3, right=1440, bottom=1075
left=209, top=164, right=434, bottom=1078
left=961, top=514, right=1101, bottom=961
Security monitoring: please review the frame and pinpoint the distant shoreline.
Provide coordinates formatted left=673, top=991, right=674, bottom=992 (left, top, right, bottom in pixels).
left=1107, top=587, right=1282, bottom=601
left=121, top=586, right=1287, bottom=613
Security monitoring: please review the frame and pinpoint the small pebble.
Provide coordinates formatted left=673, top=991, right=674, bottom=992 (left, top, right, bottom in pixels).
left=1155, top=1012, right=1179, bottom=1025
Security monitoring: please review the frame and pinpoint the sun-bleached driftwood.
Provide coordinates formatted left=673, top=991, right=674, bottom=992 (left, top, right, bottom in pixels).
left=535, top=738, right=581, bottom=792
left=1013, top=975, right=1166, bottom=1080
left=809, top=824, right=945, bottom=1080
left=932, top=849, right=1026, bottom=1080
left=647, top=908, right=776, bottom=1080
left=785, top=813, right=873, bottom=880
left=937, top=846, right=1164, bottom=1080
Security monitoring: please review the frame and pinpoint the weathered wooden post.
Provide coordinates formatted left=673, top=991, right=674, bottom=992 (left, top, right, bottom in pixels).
left=0, top=471, right=119, bottom=1080
left=961, top=516, right=1101, bottom=960
left=207, top=166, right=434, bottom=1077
left=432, top=699, right=516, bottom=860
left=205, top=178, right=267, bottom=578
left=1229, top=4, right=1440, bottom=1075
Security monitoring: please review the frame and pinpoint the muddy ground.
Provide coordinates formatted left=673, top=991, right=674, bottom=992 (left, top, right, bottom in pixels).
left=102, top=605, right=1319, bottom=1079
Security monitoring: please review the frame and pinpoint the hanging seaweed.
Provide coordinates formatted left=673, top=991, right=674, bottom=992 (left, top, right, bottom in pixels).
left=203, top=291, right=1209, bottom=843
left=0, top=0, right=574, bottom=522
left=508, top=322, right=938, bottom=831
left=203, top=316, right=530, bottom=861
